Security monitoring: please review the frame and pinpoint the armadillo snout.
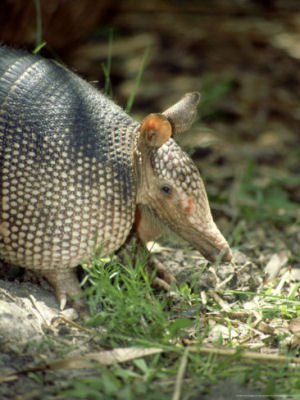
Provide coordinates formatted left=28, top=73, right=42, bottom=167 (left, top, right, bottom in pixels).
left=182, top=225, right=232, bottom=264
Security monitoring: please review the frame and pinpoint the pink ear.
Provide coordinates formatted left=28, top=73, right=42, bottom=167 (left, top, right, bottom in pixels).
left=140, top=113, right=172, bottom=147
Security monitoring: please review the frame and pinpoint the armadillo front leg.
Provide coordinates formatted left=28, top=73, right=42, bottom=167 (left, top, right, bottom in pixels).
left=42, top=269, right=86, bottom=314
left=121, top=207, right=177, bottom=290
left=119, top=230, right=176, bottom=290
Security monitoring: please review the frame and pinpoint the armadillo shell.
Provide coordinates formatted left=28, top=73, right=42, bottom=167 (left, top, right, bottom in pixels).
left=0, top=47, right=138, bottom=271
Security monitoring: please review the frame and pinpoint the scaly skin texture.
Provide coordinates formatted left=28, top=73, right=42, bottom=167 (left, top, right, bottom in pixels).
left=0, top=47, right=138, bottom=309
left=0, top=47, right=232, bottom=311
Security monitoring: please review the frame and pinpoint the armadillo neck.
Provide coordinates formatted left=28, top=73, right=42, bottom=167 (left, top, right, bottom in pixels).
left=0, top=48, right=139, bottom=270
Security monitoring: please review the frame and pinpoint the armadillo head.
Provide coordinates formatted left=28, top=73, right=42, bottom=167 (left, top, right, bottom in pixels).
left=136, top=93, right=232, bottom=263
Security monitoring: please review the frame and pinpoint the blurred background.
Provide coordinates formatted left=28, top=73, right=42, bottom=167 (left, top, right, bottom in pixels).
left=1, top=0, right=299, bottom=265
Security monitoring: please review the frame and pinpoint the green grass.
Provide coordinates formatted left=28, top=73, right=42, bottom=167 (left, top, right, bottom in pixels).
left=56, top=251, right=300, bottom=400
left=102, top=31, right=149, bottom=110
left=101, top=28, right=114, bottom=97
left=32, top=0, right=46, bottom=54
left=125, top=46, right=150, bottom=114
left=81, top=258, right=170, bottom=342
left=199, top=73, right=236, bottom=120
left=33, top=0, right=42, bottom=49
left=234, top=160, right=300, bottom=224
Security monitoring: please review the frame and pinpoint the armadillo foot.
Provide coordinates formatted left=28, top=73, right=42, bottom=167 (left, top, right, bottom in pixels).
left=120, top=229, right=177, bottom=292
left=146, top=255, right=177, bottom=291
left=42, top=268, right=88, bottom=317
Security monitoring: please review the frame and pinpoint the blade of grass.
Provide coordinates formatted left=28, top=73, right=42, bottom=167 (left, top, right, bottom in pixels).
left=102, top=28, right=114, bottom=97
left=125, top=46, right=150, bottom=114
left=225, top=290, right=300, bottom=304
left=172, top=347, right=189, bottom=400
left=33, top=42, right=47, bottom=54
left=33, top=0, right=43, bottom=49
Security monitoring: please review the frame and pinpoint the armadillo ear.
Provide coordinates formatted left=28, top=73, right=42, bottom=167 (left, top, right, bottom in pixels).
left=162, top=92, right=200, bottom=134
left=139, top=113, right=172, bottom=148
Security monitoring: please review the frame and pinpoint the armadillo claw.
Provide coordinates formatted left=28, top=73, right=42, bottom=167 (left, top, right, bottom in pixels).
left=151, top=276, right=171, bottom=291
left=150, top=255, right=177, bottom=284
left=59, top=294, right=67, bottom=311
left=146, top=255, right=177, bottom=291
left=42, top=269, right=88, bottom=317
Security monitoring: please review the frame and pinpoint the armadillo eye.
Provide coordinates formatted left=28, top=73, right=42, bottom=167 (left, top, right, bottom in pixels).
left=160, top=185, right=172, bottom=196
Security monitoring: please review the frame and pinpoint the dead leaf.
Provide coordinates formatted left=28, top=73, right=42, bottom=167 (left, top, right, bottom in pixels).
left=265, top=251, right=289, bottom=279
left=48, top=347, right=163, bottom=370
left=0, top=347, right=164, bottom=383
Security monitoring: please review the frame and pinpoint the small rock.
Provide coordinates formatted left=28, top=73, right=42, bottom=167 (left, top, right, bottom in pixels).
left=289, top=317, right=300, bottom=334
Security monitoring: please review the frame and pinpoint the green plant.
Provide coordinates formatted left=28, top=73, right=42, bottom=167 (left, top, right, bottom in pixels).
left=82, top=255, right=170, bottom=342
left=101, top=29, right=114, bottom=97
left=32, top=0, right=46, bottom=53
left=235, top=160, right=300, bottom=224
left=125, top=46, right=150, bottom=114
left=199, top=73, right=236, bottom=120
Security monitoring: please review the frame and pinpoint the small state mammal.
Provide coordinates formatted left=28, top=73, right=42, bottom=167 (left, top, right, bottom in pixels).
left=0, top=47, right=232, bottom=310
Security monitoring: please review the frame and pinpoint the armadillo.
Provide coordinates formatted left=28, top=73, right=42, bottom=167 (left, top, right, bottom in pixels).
left=0, top=47, right=232, bottom=310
